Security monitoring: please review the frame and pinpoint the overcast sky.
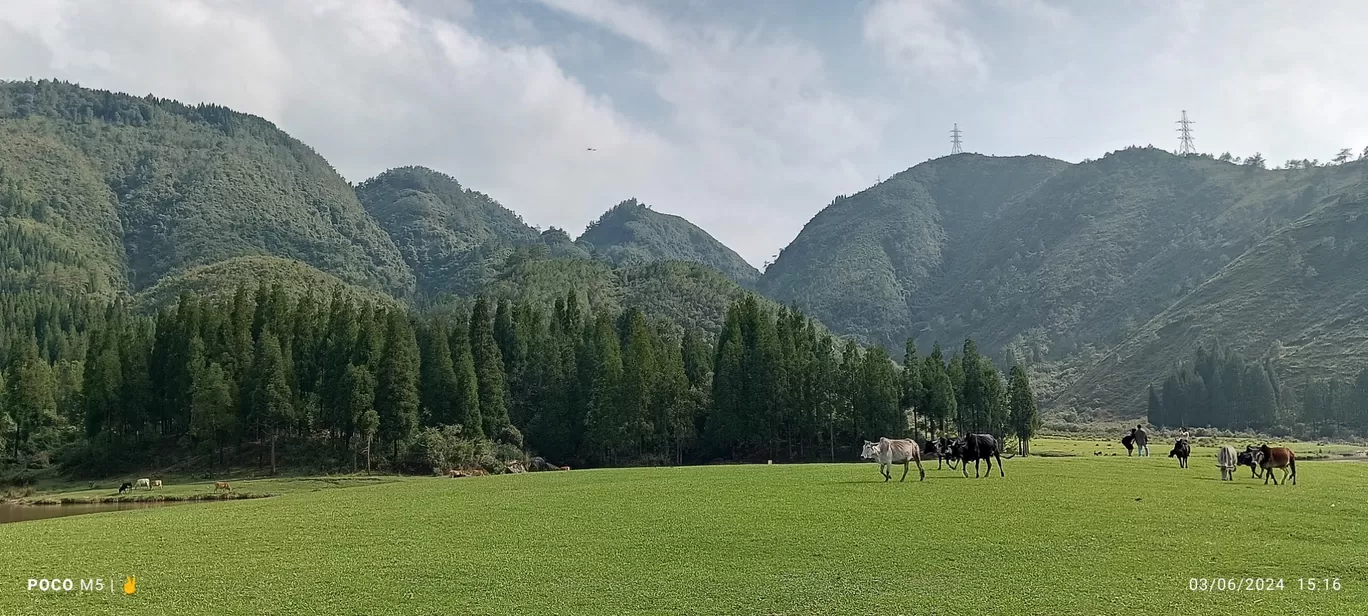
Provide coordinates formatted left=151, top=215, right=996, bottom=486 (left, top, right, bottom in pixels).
left=2, top=0, right=1367, bottom=267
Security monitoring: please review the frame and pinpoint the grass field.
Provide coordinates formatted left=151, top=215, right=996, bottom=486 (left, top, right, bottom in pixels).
left=2, top=443, right=1365, bottom=615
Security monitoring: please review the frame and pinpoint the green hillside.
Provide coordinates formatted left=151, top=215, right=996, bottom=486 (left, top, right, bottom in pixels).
left=0, top=79, right=413, bottom=297
left=355, top=166, right=565, bottom=297
left=1062, top=191, right=1368, bottom=412
left=762, top=149, right=1368, bottom=414
left=577, top=199, right=760, bottom=287
left=134, top=255, right=399, bottom=311
left=759, top=154, right=1070, bottom=347
left=478, top=254, right=783, bottom=335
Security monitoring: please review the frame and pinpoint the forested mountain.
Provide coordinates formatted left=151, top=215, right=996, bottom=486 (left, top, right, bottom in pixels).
left=761, top=149, right=1368, bottom=416
left=355, top=166, right=577, bottom=297
left=0, top=80, right=413, bottom=297
left=577, top=199, right=761, bottom=286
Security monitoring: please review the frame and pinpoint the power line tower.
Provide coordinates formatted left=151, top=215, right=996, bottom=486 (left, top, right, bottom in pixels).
left=1175, top=110, right=1195, bottom=155
left=950, top=123, right=963, bottom=155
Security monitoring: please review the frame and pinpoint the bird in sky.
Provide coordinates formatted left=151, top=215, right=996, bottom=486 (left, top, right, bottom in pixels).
left=586, top=147, right=597, bottom=151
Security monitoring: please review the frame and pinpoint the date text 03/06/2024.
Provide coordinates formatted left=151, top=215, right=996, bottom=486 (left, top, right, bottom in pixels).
left=1188, top=578, right=1343, bottom=592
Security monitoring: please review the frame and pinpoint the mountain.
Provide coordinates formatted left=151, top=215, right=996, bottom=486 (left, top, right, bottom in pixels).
left=577, top=199, right=761, bottom=287
left=762, top=149, right=1368, bottom=414
left=1062, top=190, right=1368, bottom=411
left=471, top=251, right=786, bottom=335
left=133, top=255, right=399, bottom=311
left=355, top=166, right=582, bottom=297
left=760, top=154, right=1071, bottom=347
left=0, top=79, right=413, bottom=297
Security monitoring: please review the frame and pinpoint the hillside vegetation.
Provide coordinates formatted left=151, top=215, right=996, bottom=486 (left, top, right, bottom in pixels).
left=762, top=149, right=1368, bottom=415
left=577, top=199, right=760, bottom=286
left=0, top=80, right=413, bottom=297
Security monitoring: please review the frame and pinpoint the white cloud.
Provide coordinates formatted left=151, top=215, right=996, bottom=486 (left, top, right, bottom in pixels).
left=862, top=0, right=988, bottom=84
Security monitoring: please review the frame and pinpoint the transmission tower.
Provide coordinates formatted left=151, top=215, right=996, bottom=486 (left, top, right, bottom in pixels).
left=950, top=123, right=963, bottom=155
left=1175, top=110, right=1195, bottom=155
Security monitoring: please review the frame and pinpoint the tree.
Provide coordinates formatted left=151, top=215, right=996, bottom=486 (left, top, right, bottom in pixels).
left=248, top=330, right=293, bottom=475
left=418, top=322, right=459, bottom=427
left=1007, top=365, right=1039, bottom=456
left=449, top=324, right=483, bottom=438
left=1146, top=384, right=1163, bottom=427
left=469, top=297, right=511, bottom=440
left=7, top=349, right=58, bottom=457
left=190, top=362, right=235, bottom=469
left=344, top=364, right=378, bottom=473
left=376, top=311, right=420, bottom=458
left=901, top=338, right=924, bottom=438
left=1244, top=152, right=1266, bottom=169
left=1218, top=152, right=1233, bottom=163
left=1334, top=148, right=1353, bottom=165
left=1361, top=146, right=1368, bottom=160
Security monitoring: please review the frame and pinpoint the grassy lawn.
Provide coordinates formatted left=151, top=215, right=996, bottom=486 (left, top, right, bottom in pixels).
left=4, top=475, right=399, bottom=505
left=2, top=448, right=1365, bottom=614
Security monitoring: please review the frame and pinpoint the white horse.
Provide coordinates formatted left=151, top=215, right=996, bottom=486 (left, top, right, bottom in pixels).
left=860, top=438, right=925, bottom=482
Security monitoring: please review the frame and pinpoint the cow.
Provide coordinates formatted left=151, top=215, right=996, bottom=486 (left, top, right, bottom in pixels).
left=447, top=469, right=464, bottom=478
left=214, top=481, right=231, bottom=491
left=1169, top=439, right=1191, bottom=468
left=1237, top=446, right=1263, bottom=479
left=1121, top=431, right=1135, bottom=456
left=151, top=479, right=163, bottom=489
left=1134, top=425, right=1150, bottom=456
left=1256, top=444, right=1297, bottom=485
left=1216, top=445, right=1237, bottom=481
left=135, top=478, right=150, bottom=490
left=922, top=436, right=956, bottom=469
left=118, top=482, right=133, bottom=494
left=947, top=434, right=1012, bottom=478
left=860, top=437, right=925, bottom=482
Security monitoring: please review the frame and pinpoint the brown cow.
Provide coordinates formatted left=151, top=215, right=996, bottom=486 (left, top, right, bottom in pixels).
left=214, top=481, right=231, bottom=491
left=1256, top=444, right=1297, bottom=485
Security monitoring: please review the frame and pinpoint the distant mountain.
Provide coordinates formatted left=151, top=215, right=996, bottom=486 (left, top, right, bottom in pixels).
left=0, top=79, right=414, bottom=297
left=760, top=154, right=1070, bottom=348
left=762, top=149, right=1368, bottom=414
left=355, top=166, right=569, bottom=297
left=577, top=199, right=760, bottom=287
left=134, top=255, right=399, bottom=311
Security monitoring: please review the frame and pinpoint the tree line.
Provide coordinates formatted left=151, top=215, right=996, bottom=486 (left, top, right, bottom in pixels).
left=1147, top=340, right=1368, bottom=438
left=0, top=285, right=1040, bottom=476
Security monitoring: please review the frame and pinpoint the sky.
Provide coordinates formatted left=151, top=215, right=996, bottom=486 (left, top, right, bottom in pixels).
left=2, top=0, right=1367, bottom=268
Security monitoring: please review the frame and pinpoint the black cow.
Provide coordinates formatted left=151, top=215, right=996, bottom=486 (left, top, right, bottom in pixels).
left=948, top=434, right=1012, bottom=478
left=922, top=437, right=956, bottom=469
left=1237, top=446, right=1263, bottom=479
left=118, top=482, right=133, bottom=494
left=1169, top=439, right=1191, bottom=468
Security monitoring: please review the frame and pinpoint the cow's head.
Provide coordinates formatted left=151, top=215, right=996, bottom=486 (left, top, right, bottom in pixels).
left=1236, top=450, right=1256, bottom=467
left=860, top=441, right=879, bottom=459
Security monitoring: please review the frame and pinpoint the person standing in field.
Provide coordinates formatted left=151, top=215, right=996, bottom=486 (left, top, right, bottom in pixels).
left=1135, top=424, right=1150, bottom=456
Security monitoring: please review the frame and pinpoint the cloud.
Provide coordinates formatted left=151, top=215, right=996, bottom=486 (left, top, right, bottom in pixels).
left=862, top=0, right=988, bottom=84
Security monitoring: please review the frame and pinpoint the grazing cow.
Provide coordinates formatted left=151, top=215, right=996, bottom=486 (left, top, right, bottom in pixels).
left=1169, top=439, right=1191, bottom=468
left=948, top=434, right=1012, bottom=478
left=1256, top=444, right=1297, bottom=485
left=447, top=469, right=463, bottom=478
left=1216, top=445, right=1237, bottom=481
left=1134, top=425, right=1150, bottom=456
left=860, top=437, right=926, bottom=482
left=151, top=479, right=163, bottom=489
left=214, top=481, right=231, bottom=491
left=1121, top=431, right=1135, bottom=456
left=1237, top=446, right=1263, bottom=478
left=922, top=437, right=956, bottom=469
left=135, top=478, right=150, bottom=490
left=559, top=466, right=571, bottom=471
left=118, top=482, right=133, bottom=494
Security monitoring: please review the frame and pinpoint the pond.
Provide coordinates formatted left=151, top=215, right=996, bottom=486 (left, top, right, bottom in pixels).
left=0, top=500, right=200, bottom=525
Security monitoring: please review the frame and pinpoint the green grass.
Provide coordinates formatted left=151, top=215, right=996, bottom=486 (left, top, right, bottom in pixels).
left=2, top=453, right=1365, bottom=614
left=5, top=475, right=398, bottom=505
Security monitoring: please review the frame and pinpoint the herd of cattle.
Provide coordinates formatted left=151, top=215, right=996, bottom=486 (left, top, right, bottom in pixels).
left=861, top=430, right=1298, bottom=486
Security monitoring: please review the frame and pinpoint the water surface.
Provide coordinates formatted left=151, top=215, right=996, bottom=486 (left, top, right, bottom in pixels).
left=0, top=500, right=199, bottom=525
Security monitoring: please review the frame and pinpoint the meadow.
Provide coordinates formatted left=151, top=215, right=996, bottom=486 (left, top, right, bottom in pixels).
left=1, top=440, right=1365, bottom=615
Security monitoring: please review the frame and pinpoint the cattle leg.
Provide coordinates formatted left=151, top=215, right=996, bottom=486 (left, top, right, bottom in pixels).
left=900, top=461, right=909, bottom=482
left=962, top=460, right=969, bottom=478
left=975, top=459, right=982, bottom=478
left=983, top=457, right=992, bottom=478
left=915, top=456, right=925, bottom=482
left=996, top=453, right=1005, bottom=477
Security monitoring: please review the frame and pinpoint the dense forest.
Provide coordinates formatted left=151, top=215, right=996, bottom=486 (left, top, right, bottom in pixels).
left=1147, top=341, right=1368, bottom=439
left=0, top=283, right=1042, bottom=478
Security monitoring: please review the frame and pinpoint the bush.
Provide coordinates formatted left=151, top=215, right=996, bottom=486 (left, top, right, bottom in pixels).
left=401, top=427, right=527, bottom=475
